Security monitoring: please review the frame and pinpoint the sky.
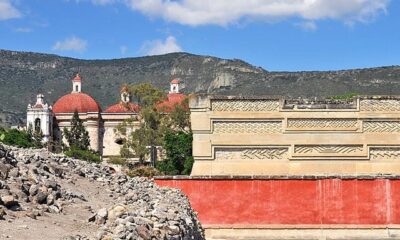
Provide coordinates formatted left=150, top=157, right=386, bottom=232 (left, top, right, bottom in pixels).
left=0, top=0, right=399, bottom=71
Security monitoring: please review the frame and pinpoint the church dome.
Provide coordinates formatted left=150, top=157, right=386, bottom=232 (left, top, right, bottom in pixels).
left=53, top=93, right=101, bottom=113
left=157, top=93, right=187, bottom=112
left=104, top=102, right=140, bottom=113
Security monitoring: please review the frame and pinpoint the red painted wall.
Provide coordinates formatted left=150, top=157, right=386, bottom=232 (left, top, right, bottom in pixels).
left=155, top=178, right=400, bottom=226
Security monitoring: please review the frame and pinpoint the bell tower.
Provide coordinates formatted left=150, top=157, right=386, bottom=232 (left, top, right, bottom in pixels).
left=72, top=73, right=81, bottom=93
left=120, top=85, right=131, bottom=103
left=169, top=79, right=180, bottom=94
left=26, top=94, right=53, bottom=142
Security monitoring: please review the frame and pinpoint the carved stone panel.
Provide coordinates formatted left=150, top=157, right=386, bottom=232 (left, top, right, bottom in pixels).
left=293, top=145, right=364, bottom=157
left=211, top=99, right=279, bottom=112
left=370, top=147, right=400, bottom=160
left=213, top=121, right=282, bottom=134
left=360, top=100, right=400, bottom=112
left=287, top=118, right=358, bottom=131
left=363, top=121, right=400, bottom=132
left=215, top=147, right=288, bottom=160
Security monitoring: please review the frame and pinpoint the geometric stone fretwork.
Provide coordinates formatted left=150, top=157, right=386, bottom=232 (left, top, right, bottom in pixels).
left=360, top=99, right=400, bottom=112
left=294, top=145, right=364, bottom=155
left=370, top=147, right=400, bottom=160
left=213, top=121, right=282, bottom=134
left=211, top=99, right=279, bottom=112
left=363, top=121, right=400, bottom=132
left=287, top=118, right=357, bottom=130
left=215, top=148, right=288, bottom=160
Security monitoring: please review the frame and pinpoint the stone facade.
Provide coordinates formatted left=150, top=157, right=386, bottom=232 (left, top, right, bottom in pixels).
left=190, top=95, right=400, bottom=176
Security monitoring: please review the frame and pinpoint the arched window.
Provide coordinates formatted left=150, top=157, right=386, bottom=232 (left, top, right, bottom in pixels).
left=34, top=118, right=41, bottom=133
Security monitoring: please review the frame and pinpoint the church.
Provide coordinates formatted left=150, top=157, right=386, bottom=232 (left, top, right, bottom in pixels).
left=26, top=74, right=186, bottom=156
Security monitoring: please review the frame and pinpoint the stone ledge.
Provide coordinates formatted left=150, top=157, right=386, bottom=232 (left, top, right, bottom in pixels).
left=154, top=174, right=400, bottom=180
left=202, top=224, right=400, bottom=229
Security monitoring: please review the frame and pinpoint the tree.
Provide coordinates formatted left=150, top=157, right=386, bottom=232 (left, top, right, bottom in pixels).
left=129, top=83, right=167, bottom=107
left=115, top=83, right=194, bottom=174
left=27, top=123, right=44, bottom=148
left=115, top=83, right=166, bottom=163
left=63, top=110, right=90, bottom=150
left=158, top=130, right=193, bottom=175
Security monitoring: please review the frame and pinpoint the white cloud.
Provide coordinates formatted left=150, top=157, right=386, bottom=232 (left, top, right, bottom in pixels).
left=296, top=21, right=317, bottom=31
left=141, top=36, right=182, bottom=56
left=14, top=27, right=33, bottom=33
left=52, top=36, right=88, bottom=53
left=91, top=0, right=115, bottom=5
left=120, top=45, right=128, bottom=55
left=126, top=0, right=389, bottom=26
left=0, top=0, right=22, bottom=20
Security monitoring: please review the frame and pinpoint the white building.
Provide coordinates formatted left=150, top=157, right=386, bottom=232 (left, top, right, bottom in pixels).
left=26, top=94, right=53, bottom=142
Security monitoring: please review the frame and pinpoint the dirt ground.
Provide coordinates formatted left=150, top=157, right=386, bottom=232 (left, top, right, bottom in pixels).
left=0, top=176, right=115, bottom=240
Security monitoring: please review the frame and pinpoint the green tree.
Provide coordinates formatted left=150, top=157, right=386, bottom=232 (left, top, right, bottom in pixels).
left=162, top=98, right=190, bottom=132
left=27, top=123, right=44, bottom=148
left=63, top=110, right=90, bottom=150
left=129, top=83, right=167, bottom=107
left=115, top=83, right=193, bottom=174
left=157, top=130, right=193, bottom=175
left=116, top=103, right=165, bottom=163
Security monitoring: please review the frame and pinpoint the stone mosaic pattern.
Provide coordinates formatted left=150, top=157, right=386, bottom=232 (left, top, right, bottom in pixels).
left=363, top=121, right=400, bottom=132
left=287, top=118, right=357, bottom=130
left=215, top=148, right=288, bottom=160
left=294, top=145, right=364, bottom=154
left=211, top=99, right=279, bottom=112
left=360, top=100, right=400, bottom=112
left=213, top=121, right=282, bottom=134
left=369, top=147, right=400, bottom=160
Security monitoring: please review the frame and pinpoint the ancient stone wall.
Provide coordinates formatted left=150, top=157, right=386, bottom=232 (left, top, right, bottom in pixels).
left=189, top=95, right=400, bottom=176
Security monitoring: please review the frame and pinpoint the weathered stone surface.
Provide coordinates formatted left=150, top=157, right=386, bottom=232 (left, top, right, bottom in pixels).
left=0, top=143, right=205, bottom=240
left=0, top=163, right=10, bottom=180
left=1, top=195, right=17, bottom=208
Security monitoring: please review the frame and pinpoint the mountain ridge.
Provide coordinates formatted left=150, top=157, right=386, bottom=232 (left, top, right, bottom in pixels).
left=1, top=49, right=400, bottom=127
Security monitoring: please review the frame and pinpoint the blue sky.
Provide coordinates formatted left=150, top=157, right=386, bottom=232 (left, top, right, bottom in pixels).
left=0, top=0, right=398, bottom=71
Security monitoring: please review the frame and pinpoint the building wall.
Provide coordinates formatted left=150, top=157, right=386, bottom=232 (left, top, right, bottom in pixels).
left=155, top=177, right=400, bottom=239
left=26, top=108, right=52, bottom=141
left=55, top=112, right=101, bottom=152
left=102, top=113, right=139, bottom=157
left=189, top=95, right=400, bottom=176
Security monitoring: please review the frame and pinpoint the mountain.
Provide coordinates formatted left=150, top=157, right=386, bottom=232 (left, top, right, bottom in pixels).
left=1, top=49, right=400, bottom=127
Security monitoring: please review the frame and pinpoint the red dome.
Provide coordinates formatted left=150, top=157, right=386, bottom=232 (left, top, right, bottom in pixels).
left=170, top=79, right=180, bottom=84
left=157, top=93, right=187, bottom=112
left=104, top=102, right=140, bottom=113
left=53, top=93, right=101, bottom=113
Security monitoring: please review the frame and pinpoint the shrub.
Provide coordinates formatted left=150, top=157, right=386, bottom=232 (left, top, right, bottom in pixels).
left=156, top=160, right=179, bottom=175
left=126, top=166, right=162, bottom=178
left=0, top=128, right=33, bottom=148
left=108, top=156, right=127, bottom=166
left=65, top=147, right=101, bottom=163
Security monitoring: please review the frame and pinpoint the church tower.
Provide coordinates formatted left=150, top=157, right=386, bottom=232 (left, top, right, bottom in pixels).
left=72, top=73, right=81, bottom=93
left=27, top=94, right=53, bottom=142
left=120, top=85, right=131, bottom=103
left=169, top=79, right=181, bottom=93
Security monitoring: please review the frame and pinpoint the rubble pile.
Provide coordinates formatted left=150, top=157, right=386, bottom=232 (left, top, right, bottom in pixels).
left=0, top=144, right=204, bottom=240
